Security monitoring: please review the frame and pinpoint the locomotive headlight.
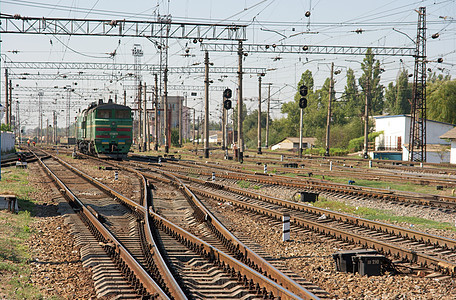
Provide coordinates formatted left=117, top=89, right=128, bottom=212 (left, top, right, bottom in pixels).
left=111, top=121, right=116, bottom=126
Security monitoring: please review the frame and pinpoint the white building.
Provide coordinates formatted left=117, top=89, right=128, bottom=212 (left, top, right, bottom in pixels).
left=440, top=127, right=456, bottom=164
left=374, top=115, right=454, bottom=163
left=271, top=137, right=317, bottom=151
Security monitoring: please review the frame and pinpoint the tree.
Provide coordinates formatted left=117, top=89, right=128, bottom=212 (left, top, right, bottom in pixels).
left=341, top=68, right=363, bottom=119
left=232, top=102, right=247, bottom=131
left=384, top=69, right=412, bottom=115
left=281, top=70, right=322, bottom=137
left=427, top=79, right=456, bottom=124
left=243, top=109, right=268, bottom=149
left=0, top=123, right=12, bottom=131
left=359, top=48, right=384, bottom=115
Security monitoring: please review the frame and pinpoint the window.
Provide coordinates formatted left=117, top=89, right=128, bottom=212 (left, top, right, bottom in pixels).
left=97, top=109, right=111, bottom=118
left=115, top=110, right=131, bottom=119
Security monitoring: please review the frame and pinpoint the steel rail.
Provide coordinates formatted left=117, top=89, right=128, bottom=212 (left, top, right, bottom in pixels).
left=148, top=207, right=312, bottom=300
left=45, top=151, right=188, bottom=299
left=195, top=177, right=456, bottom=251
left=135, top=169, right=189, bottom=299
left=87, top=155, right=320, bottom=299
left=34, top=152, right=170, bottom=299
left=146, top=168, right=320, bottom=300
left=74, top=154, right=314, bottom=299
left=152, top=167, right=456, bottom=252
left=165, top=161, right=456, bottom=209
left=181, top=178, right=456, bottom=277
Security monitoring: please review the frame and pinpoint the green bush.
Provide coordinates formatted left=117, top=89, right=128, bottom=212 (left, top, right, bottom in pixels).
left=348, top=131, right=383, bottom=152
left=303, top=147, right=349, bottom=156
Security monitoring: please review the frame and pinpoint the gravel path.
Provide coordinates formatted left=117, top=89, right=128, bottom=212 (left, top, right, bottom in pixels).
left=26, top=162, right=98, bottom=299
left=206, top=196, right=456, bottom=299
left=25, top=155, right=456, bottom=299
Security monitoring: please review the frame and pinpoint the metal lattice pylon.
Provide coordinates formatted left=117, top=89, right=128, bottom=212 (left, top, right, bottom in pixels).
left=409, top=7, right=427, bottom=162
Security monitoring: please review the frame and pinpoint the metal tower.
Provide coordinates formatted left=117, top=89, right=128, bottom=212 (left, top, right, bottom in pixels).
left=409, top=7, right=427, bottom=162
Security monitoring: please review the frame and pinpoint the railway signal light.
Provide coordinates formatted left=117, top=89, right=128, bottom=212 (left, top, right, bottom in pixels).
left=223, top=88, right=232, bottom=99
left=299, top=85, right=308, bottom=97
left=224, top=100, right=232, bottom=110
left=299, top=97, right=307, bottom=109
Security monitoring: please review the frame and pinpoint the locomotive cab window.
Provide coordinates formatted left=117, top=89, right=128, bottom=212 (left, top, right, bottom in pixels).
left=97, top=109, right=111, bottom=118
left=115, top=110, right=131, bottom=119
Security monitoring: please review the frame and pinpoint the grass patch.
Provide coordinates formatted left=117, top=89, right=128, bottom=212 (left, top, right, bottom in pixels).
left=313, top=198, right=456, bottom=231
left=281, top=173, right=298, bottom=178
left=237, top=180, right=251, bottom=189
left=0, top=167, right=43, bottom=299
left=324, top=176, right=443, bottom=195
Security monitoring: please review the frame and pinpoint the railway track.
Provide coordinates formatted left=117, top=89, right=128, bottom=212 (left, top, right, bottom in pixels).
left=121, top=158, right=456, bottom=276
left=158, top=168, right=456, bottom=278
left=161, top=160, right=456, bottom=211
left=203, top=150, right=456, bottom=188
left=37, top=149, right=321, bottom=299
left=33, top=149, right=172, bottom=299
left=241, top=149, right=456, bottom=175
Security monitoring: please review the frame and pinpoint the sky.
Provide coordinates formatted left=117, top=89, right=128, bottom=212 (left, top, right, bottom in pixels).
left=1, top=0, right=455, bottom=131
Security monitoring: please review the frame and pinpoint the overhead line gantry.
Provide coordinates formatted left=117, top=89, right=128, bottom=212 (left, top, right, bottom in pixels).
left=0, top=14, right=247, bottom=40
left=2, top=61, right=266, bottom=74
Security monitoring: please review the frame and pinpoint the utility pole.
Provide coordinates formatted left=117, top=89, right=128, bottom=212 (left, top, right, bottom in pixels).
left=196, top=116, right=200, bottom=153
left=265, top=83, right=271, bottom=149
left=363, top=77, right=370, bottom=159
left=65, top=88, right=70, bottom=137
left=204, top=51, right=210, bottom=158
left=53, top=111, right=57, bottom=144
left=192, top=108, right=196, bottom=146
left=16, top=101, right=20, bottom=143
left=299, top=108, right=303, bottom=158
left=123, top=90, right=127, bottom=106
left=178, top=97, right=182, bottom=146
left=147, top=97, right=151, bottom=151
left=154, top=74, right=159, bottom=151
left=39, top=90, right=44, bottom=142
left=257, top=74, right=264, bottom=154
left=325, top=62, right=334, bottom=157
left=237, top=41, right=244, bottom=163
left=409, top=7, right=427, bottom=162
left=138, top=82, right=142, bottom=150
left=164, top=65, right=169, bottom=153
left=222, top=93, right=226, bottom=150
left=4, top=69, right=9, bottom=125
left=46, top=119, right=49, bottom=144
left=143, top=82, right=147, bottom=151
left=9, top=79, right=12, bottom=129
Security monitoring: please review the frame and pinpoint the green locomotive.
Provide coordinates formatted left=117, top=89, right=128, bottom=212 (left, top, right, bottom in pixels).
left=75, top=99, right=132, bottom=159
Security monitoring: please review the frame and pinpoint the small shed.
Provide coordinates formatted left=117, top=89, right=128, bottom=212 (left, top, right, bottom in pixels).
left=271, top=137, right=316, bottom=151
left=440, top=127, right=456, bottom=164
left=1, top=132, right=15, bottom=153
